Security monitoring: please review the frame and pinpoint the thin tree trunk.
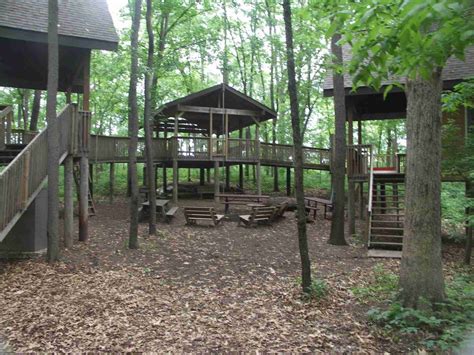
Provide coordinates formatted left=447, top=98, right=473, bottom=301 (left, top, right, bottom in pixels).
left=144, top=0, right=157, bottom=235
left=46, top=0, right=59, bottom=262
left=399, top=70, right=445, bottom=308
left=282, top=0, right=312, bottom=294
left=30, top=90, right=42, bottom=131
left=328, top=34, right=348, bottom=246
left=128, top=0, right=143, bottom=249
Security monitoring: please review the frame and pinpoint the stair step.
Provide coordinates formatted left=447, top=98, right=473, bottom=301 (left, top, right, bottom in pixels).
left=371, top=233, right=404, bottom=238
left=373, top=207, right=404, bottom=211
left=369, top=241, right=404, bottom=246
left=371, top=221, right=404, bottom=225
left=371, top=227, right=404, bottom=231
left=372, top=213, right=405, bottom=217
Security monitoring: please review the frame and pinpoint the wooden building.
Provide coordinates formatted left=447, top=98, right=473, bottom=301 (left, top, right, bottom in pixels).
left=0, top=0, right=118, bottom=253
left=323, top=45, right=474, bottom=253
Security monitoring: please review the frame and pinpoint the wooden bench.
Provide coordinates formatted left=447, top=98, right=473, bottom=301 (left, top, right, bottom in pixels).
left=184, top=207, right=224, bottom=226
left=274, top=201, right=289, bottom=220
left=217, top=194, right=270, bottom=214
left=165, top=206, right=179, bottom=223
left=305, top=197, right=333, bottom=219
left=239, top=206, right=276, bottom=227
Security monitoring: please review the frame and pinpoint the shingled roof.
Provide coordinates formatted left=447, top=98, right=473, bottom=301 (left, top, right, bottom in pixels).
left=323, top=46, right=474, bottom=96
left=0, top=0, right=118, bottom=51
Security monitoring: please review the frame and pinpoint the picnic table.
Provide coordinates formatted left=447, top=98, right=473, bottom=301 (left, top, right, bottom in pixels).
left=139, top=199, right=179, bottom=222
left=216, top=194, right=270, bottom=214
left=305, top=197, right=333, bottom=219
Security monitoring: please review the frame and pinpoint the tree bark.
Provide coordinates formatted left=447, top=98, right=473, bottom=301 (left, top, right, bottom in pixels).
left=328, top=34, right=348, bottom=246
left=128, top=0, right=143, bottom=249
left=282, top=0, right=312, bottom=294
left=399, top=70, right=445, bottom=308
left=30, top=90, right=42, bottom=131
left=144, top=0, right=157, bottom=235
left=46, top=0, right=60, bottom=262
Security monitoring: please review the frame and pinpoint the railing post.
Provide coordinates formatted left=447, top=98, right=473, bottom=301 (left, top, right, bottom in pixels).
left=6, top=111, right=12, bottom=145
left=20, top=150, right=31, bottom=210
left=0, top=114, right=5, bottom=150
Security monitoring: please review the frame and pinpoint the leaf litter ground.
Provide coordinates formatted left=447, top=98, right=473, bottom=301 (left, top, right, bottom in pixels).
left=0, top=198, right=465, bottom=352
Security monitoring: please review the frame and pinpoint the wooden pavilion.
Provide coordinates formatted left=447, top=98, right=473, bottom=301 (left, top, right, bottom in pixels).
left=323, top=45, right=474, bottom=252
left=0, top=0, right=118, bottom=253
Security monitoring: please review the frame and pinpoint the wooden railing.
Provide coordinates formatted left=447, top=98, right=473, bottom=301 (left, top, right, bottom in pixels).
left=90, top=135, right=332, bottom=168
left=0, top=104, right=81, bottom=241
left=0, top=105, right=13, bottom=149
left=347, top=144, right=372, bottom=180
left=260, top=143, right=331, bottom=167
left=9, top=129, right=38, bottom=145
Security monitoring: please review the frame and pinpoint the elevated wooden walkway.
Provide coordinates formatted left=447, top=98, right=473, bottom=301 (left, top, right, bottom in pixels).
left=88, top=135, right=331, bottom=170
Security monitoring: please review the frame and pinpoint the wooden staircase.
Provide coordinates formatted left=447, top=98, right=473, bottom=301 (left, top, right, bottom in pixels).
left=0, top=144, right=26, bottom=165
left=368, top=173, right=405, bottom=250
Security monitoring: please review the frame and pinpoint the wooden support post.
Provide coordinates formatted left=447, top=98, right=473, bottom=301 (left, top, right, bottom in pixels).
left=89, top=163, right=94, bottom=199
left=6, top=111, right=12, bottom=144
left=172, top=160, right=178, bottom=203
left=239, top=165, right=244, bottom=189
left=79, top=51, right=90, bottom=242
left=79, top=156, right=89, bottom=242
left=465, top=179, right=473, bottom=265
left=255, top=122, right=261, bottom=195
left=206, top=168, right=211, bottom=183
left=225, top=165, right=230, bottom=191
left=273, top=166, right=279, bottom=192
left=214, top=160, right=220, bottom=202
left=163, top=167, right=167, bottom=193
left=109, top=162, right=115, bottom=204
left=172, top=114, right=179, bottom=203
left=0, top=114, right=4, bottom=150
left=143, top=165, right=147, bottom=186
left=348, top=108, right=356, bottom=236
left=209, top=111, right=213, bottom=158
left=286, top=167, right=291, bottom=197
left=200, top=168, right=205, bottom=186
left=64, top=155, right=74, bottom=248
left=357, top=119, right=364, bottom=219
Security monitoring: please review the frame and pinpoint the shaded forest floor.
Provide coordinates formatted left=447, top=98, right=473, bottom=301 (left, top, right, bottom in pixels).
left=0, top=198, right=467, bottom=352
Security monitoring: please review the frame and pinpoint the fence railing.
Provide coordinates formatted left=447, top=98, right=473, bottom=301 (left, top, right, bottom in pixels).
left=9, top=129, right=38, bottom=145
left=0, top=104, right=80, bottom=241
left=347, top=144, right=372, bottom=180
left=0, top=105, right=13, bottom=149
left=259, top=143, right=331, bottom=167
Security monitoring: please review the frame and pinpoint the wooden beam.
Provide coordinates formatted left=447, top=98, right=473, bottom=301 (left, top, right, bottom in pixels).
left=177, top=105, right=261, bottom=117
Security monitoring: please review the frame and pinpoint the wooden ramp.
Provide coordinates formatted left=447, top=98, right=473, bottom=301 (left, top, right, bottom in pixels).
left=367, top=249, right=402, bottom=258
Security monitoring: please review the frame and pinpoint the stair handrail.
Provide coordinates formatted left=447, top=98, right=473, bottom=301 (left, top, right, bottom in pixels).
left=368, top=145, right=374, bottom=213
left=0, top=104, right=77, bottom=241
left=0, top=105, right=13, bottom=148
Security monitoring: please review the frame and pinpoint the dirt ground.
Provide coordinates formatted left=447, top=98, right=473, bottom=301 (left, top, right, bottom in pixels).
left=0, top=197, right=466, bottom=352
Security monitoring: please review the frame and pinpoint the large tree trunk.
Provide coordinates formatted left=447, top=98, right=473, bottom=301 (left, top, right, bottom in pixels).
left=30, top=90, right=42, bottom=131
left=282, top=0, right=312, bottom=294
left=128, top=0, right=143, bottom=249
left=328, top=34, right=348, bottom=246
left=144, top=0, right=157, bottom=235
left=46, top=0, right=59, bottom=262
left=399, top=70, right=445, bottom=308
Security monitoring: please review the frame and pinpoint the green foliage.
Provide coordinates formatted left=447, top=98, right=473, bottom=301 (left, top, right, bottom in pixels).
left=366, top=270, right=474, bottom=351
left=352, top=264, right=398, bottom=301
left=328, top=0, right=474, bottom=90
left=297, top=277, right=329, bottom=299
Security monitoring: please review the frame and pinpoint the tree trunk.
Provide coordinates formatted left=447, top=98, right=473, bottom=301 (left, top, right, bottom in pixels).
left=46, top=0, right=59, bottom=262
left=465, top=180, right=473, bottom=265
left=144, top=0, right=156, bottom=235
left=30, top=90, right=42, bottom=131
left=128, top=0, right=143, bottom=249
left=282, top=0, right=312, bottom=294
left=328, top=34, right=348, bottom=246
left=399, top=70, right=445, bottom=308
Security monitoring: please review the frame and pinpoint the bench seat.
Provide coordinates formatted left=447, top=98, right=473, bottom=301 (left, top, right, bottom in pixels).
left=165, top=206, right=179, bottom=223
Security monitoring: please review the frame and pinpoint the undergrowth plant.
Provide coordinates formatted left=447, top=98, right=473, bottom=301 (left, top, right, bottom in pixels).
left=354, top=265, right=474, bottom=351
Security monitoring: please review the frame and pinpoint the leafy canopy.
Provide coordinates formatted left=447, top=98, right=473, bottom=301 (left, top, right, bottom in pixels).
left=328, top=0, right=474, bottom=91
